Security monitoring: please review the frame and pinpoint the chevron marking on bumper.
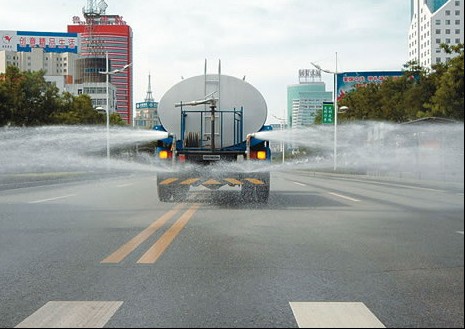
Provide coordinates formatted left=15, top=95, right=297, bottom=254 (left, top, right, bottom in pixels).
left=159, top=178, right=266, bottom=186
left=160, top=178, right=179, bottom=185
left=244, top=178, right=265, bottom=185
left=203, top=179, right=223, bottom=185
left=180, top=178, right=201, bottom=185
left=224, top=178, right=243, bottom=185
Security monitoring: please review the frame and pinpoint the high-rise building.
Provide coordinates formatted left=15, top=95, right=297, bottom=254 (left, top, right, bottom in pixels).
left=68, top=0, right=133, bottom=124
left=287, top=69, right=332, bottom=128
left=409, top=0, right=464, bottom=68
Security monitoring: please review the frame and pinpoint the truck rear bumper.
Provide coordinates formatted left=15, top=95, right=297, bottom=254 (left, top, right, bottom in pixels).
left=157, top=171, right=270, bottom=189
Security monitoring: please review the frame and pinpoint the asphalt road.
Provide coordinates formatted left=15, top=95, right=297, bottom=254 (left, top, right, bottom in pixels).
left=0, top=171, right=463, bottom=328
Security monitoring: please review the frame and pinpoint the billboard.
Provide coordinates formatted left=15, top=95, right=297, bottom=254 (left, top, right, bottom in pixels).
left=336, top=71, right=404, bottom=100
left=1, top=30, right=79, bottom=53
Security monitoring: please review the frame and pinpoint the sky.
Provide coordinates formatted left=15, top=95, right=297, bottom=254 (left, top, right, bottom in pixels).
left=0, top=0, right=411, bottom=123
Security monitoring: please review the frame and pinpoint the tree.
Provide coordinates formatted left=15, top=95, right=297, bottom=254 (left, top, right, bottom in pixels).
left=430, top=44, right=464, bottom=120
left=110, top=113, right=127, bottom=126
left=0, top=65, right=127, bottom=127
left=53, top=94, right=105, bottom=125
left=0, top=77, right=11, bottom=126
left=0, top=67, right=63, bottom=126
left=336, top=45, right=464, bottom=123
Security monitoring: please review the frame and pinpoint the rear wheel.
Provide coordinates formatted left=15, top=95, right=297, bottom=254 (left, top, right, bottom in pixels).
left=241, top=184, right=255, bottom=201
left=256, top=184, right=270, bottom=203
left=241, top=172, right=270, bottom=203
left=157, top=184, right=172, bottom=202
left=172, top=186, right=189, bottom=202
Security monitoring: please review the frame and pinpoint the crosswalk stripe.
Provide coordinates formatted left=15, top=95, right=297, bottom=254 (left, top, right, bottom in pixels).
left=15, top=301, right=123, bottom=328
left=290, top=302, right=385, bottom=328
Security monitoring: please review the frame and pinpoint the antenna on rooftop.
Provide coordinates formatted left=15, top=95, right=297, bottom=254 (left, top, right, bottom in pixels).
left=145, top=73, right=155, bottom=103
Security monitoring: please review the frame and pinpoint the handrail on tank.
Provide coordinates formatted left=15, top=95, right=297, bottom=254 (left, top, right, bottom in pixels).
left=246, top=133, right=255, bottom=160
left=169, top=133, right=177, bottom=166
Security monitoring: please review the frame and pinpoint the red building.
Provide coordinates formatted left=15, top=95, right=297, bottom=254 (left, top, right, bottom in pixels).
left=68, top=11, right=133, bottom=124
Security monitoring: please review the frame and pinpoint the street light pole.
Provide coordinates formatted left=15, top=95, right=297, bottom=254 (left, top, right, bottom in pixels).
left=99, top=52, right=132, bottom=161
left=311, top=52, right=339, bottom=171
left=334, top=51, right=338, bottom=171
left=272, top=114, right=286, bottom=164
left=105, top=52, right=110, bottom=161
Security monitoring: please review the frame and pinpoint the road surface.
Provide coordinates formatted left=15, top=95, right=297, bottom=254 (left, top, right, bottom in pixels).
left=0, top=171, right=463, bottom=328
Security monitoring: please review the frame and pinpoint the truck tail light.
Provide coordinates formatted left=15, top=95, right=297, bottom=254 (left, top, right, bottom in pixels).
left=257, top=151, right=267, bottom=160
left=250, top=150, right=268, bottom=160
left=159, top=150, right=172, bottom=159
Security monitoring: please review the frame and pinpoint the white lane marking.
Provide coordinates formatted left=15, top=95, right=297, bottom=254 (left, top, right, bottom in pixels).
left=457, top=231, right=464, bottom=235
left=329, top=192, right=361, bottom=202
left=293, top=182, right=307, bottom=187
left=15, top=301, right=123, bottom=328
left=317, top=176, right=446, bottom=193
left=290, top=302, right=385, bottom=328
left=117, top=183, right=134, bottom=188
left=28, top=195, right=76, bottom=204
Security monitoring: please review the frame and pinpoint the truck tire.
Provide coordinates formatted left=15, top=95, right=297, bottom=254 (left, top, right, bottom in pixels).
left=172, top=186, right=189, bottom=202
left=256, top=184, right=270, bottom=203
left=241, top=184, right=255, bottom=201
left=158, top=184, right=172, bottom=202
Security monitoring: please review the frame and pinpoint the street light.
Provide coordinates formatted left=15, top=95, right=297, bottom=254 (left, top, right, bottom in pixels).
left=311, top=52, right=340, bottom=171
left=99, top=52, right=132, bottom=161
left=272, top=114, right=287, bottom=164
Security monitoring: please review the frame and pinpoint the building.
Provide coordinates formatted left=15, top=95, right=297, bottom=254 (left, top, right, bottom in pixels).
left=68, top=0, right=133, bottom=124
left=409, top=0, right=464, bottom=68
left=0, top=30, right=80, bottom=88
left=135, top=74, right=159, bottom=129
left=0, top=30, right=117, bottom=112
left=287, top=69, right=332, bottom=128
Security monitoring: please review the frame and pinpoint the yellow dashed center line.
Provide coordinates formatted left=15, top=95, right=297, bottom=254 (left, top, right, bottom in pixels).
left=137, top=204, right=200, bottom=264
left=101, top=204, right=183, bottom=264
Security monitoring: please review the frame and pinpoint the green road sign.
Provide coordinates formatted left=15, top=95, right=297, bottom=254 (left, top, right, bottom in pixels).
left=322, top=102, right=334, bottom=124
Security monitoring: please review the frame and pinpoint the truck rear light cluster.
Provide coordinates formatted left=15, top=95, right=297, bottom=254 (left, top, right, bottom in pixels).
left=158, top=150, right=172, bottom=159
left=249, top=150, right=268, bottom=160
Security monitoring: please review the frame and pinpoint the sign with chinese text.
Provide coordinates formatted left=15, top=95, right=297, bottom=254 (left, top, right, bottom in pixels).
left=336, top=71, right=404, bottom=101
left=1, top=30, right=79, bottom=53
left=322, top=102, right=334, bottom=124
left=136, top=101, right=158, bottom=110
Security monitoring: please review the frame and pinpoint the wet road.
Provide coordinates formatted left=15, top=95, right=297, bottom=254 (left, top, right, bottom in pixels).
left=0, top=171, right=463, bottom=328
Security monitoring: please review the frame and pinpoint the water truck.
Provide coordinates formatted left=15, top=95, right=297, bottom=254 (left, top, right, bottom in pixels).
left=154, top=63, right=272, bottom=203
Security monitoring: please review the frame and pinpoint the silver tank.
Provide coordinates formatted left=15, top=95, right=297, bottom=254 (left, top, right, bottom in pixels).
left=158, top=74, right=267, bottom=148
